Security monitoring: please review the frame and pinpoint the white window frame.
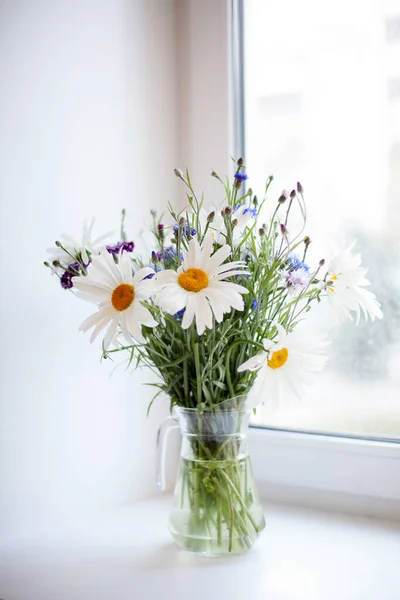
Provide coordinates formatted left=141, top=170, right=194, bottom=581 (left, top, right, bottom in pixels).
left=176, top=0, right=400, bottom=519
left=249, top=428, right=400, bottom=519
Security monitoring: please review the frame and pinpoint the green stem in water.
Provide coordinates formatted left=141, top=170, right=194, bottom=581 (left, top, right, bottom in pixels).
left=220, top=470, right=260, bottom=534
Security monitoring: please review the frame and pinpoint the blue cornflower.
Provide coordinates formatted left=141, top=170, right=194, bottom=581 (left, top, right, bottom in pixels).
left=163, top=247, right=184, bottom=263
left=174, top=308, right=185, bottom=320
left=287, top=254, right=310, bottom=273
left=235, top=273, right=250, bottom=284
left=173, top=223, right=196, bottom=237
left=244, top=297, right=259, bottom=310
left=234, top=172, right=248, bottom=182
left=234, top=204, right=258, bottom=219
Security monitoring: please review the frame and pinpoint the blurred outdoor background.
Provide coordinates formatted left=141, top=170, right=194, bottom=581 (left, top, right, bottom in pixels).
left=244, top=0, right=400, bottom=437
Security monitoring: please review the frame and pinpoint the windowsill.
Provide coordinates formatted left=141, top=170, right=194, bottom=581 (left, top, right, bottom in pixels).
left=1, top=497, right=399, bottom=600
left=249, top=427, right=400, bottom=520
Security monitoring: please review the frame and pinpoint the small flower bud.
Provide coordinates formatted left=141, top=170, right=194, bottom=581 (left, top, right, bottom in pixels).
left=253, top=195, right=258, bottom=207
left=224, top=206, right=232, bottom=216
left=297, top=181, right=304, bottom=194
left=151, top=251, right=158, bottom=265
left=179, top=217, right=185, bottom=227
left=290, top=189, right=296, bottom=199
left=174, top=168, right=184, bottom=179
left=278, top=190, right=289, bottom=204
left=303, top=236, right=311, bottom=246
left=52, top=260, right=61, bottom=267
left=55, top=240, right=61, bottom=247
left=232, top=218, right=238, bottom=228
left=247, top=188, right=253, bottom=197
left=207, top=211, right=215, bottom=223
left=319, top=258, right=326, bottom=267
left=44, top=261, right=50, bottom=268
left=211, top=170, right=218, bottom=178
left=259, top=227, right=265, bottom=237
left=237, top=157, right=244, bottom=167
left=158, top=223, right=164, bottom=230
left=280, top=223, right=289, bottom=237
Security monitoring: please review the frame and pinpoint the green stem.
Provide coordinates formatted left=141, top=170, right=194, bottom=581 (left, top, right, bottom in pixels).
left=220, top=471, right=260, bottom=534
left=193, top=341, right=202, bottom=405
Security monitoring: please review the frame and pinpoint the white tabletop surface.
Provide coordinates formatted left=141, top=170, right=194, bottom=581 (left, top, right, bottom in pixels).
left=1, top=497, right=399, bottom=600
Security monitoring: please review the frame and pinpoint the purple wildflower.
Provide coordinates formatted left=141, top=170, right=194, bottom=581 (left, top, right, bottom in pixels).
left=60, top=262, right=80, bottom=290
left=106, top=240, right=135, bottom=255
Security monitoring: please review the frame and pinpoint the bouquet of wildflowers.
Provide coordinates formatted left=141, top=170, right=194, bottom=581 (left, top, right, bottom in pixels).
left=45, top=159, right=382, bottom=554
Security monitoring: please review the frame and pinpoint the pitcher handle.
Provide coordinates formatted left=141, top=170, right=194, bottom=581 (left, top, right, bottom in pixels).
left=156, top=415, right=180, bottom=491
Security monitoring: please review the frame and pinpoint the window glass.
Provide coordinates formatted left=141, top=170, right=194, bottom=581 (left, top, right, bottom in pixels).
left=243, top=0, right=400, bottom=438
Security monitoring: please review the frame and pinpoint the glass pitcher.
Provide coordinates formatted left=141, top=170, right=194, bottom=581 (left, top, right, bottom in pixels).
left=156, top=396, right=266, bottom=556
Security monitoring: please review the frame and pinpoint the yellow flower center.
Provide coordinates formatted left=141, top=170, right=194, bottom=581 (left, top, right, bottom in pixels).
left=178, top=268, right=209, bottom=292
left=328, top=274, right=338, bottom=293
left=111, top=283, right=135, bottom=311
left=267, top=347, right=289, bottom=369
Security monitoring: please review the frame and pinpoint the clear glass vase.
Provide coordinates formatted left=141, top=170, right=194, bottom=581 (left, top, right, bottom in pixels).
left=156, top=396, right=266, bottom=556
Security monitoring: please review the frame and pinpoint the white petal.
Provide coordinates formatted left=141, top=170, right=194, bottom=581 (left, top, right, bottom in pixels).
left=89, top=315, right=111, bottom=343
left=120, top=251, right=133, bottom=283
left=72, top=277, right=113, bottom=298
left=203, top=244, right=231, bottom=273
left=155, top=270, right=178, bottom=286
left=238, top=352, right=266, bottom=372
left=126, top=309, right=145, bottom=343
left=103, top=318, right=119, bottom=350
left=181, top=296, right=196, bottom=329
left=79, top=307, right=113, bottom=332
left=133, top=302, right=158, bottom=327
left=120, top=312, right=134, bottom=344
left=156, top=288, right=187, bottom=314
left=193, top=293, right=213, bottom=335
left=204, top=287, right=225, bottom=322
left=183, top=237, right=201, bottom=270
left=215, top=269, right=250, bottom=280
left=133, top=266, right=157, bottom=285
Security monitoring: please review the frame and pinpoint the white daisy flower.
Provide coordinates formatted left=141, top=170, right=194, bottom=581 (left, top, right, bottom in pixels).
left=238, top=324, right=328, bottom=408
left=72, top=249, right=157, bottom=349
left=47, top=217, right=112, bottom=268
left=325, top=242, right=383, bottom=324
left=155, top=236, right=249, bottom=335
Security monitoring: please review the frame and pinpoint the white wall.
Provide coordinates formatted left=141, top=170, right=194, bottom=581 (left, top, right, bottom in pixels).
left=0, top=0, right=179, bottom=538
left=175, top=0, right=233, bottom=207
